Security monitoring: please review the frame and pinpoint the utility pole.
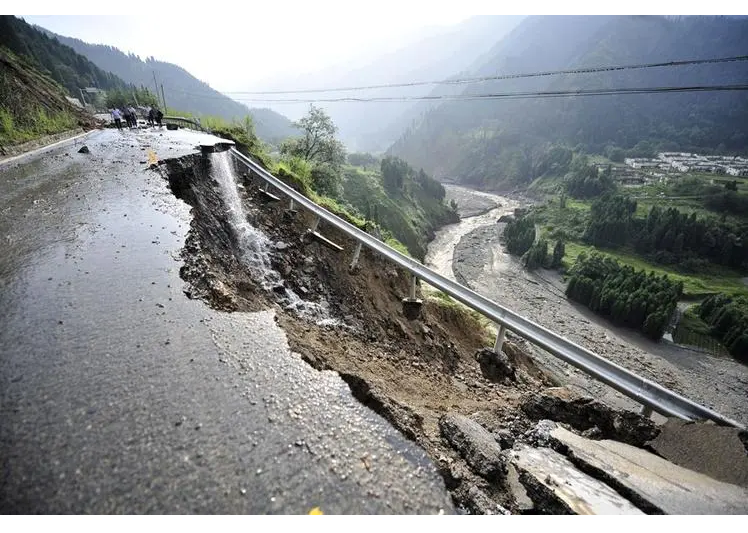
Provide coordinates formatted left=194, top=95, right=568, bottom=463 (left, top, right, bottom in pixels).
left=152, top=71, right=161, bottom=108
left=160, top=84, right=168, bottom=114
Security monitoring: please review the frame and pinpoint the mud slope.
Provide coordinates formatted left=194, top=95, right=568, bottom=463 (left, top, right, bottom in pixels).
left=161, top=152, right=662, bottom=513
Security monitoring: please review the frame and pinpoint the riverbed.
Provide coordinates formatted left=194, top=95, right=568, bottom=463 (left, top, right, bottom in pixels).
left=425, top=184, right=748, bottom=425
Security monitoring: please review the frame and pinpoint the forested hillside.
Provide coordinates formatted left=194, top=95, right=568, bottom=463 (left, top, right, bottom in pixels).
left=389, top=16, right=748, bottom=189
left=0, top=47, right=96, bottom=147
left=0, top=16, right=132, bottom=96
left=42, top=28, right=297, bottom=143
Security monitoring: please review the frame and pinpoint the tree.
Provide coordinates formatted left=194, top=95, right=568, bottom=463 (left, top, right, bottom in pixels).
left=310, top=164, right=341, bottom=199
left=551, top=240, right=566, bottom=269
left=280, top=104, right=345, bottom=167
left=380, top=156, right=410, bottom=193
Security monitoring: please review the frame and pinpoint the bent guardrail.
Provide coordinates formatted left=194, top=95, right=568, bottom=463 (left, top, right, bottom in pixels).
left=162, top=116, right=206, bottom=132
left=228, top=147, right=744, bottom=429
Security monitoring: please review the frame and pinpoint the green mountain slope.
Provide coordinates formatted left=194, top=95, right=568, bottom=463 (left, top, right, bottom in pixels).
left=389, top=16, right=748, bottom=190
left=41, top=28, right=297, bottom=143
left=1, top=46, right=96, bottom=148
left=0, top=15, right=133, bottom=96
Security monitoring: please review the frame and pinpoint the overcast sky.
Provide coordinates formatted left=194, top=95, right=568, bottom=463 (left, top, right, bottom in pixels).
left=22, top=11, right=475, bottom=92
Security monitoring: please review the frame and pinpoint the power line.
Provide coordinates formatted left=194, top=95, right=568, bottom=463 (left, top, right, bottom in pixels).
left=226, top=84, right=748, bottom=104
left=219, top=55, right=748, bottom=95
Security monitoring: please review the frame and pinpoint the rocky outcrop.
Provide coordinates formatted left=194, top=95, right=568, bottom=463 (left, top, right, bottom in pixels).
left=520, top=387, right=659, bottom=447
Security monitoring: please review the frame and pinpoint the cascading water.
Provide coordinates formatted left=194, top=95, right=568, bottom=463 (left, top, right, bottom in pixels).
left=208, top=151, right=337, bottom=325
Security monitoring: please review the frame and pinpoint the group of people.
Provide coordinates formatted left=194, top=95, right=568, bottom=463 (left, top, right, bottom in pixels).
left=109, top=105, right=163, bottom=130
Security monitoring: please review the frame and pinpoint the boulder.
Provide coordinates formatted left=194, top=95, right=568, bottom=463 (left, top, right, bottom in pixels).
left=439, top=413, right=506, bottom=482
left=474, top=348, right=515, bottom=382
left=77, top=145, right=90, bottom=153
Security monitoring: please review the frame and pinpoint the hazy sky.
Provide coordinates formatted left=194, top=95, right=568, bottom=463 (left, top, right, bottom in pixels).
left=22, top=10, right=476, bottom=92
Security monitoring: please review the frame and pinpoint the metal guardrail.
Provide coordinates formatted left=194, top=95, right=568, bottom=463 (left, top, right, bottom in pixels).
left=162, top=116, right=206, bottom=132
left=228, top=147, right=744, bottom=429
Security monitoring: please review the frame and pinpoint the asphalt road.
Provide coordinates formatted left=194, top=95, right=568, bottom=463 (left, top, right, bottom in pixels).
left=0, top=128, right=453, bottom=514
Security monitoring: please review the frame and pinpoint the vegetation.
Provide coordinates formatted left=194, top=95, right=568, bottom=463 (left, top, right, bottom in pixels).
left=390, top=16, right=748, bottom=187
left=1, top=46, right=93, bottom=146
left=566, top=253, right=683, bottom=339
left=0, top=15, right=129, bottom=96
left=695, top=294, right=748, bottom=361
left=563, top=241, right=748, bottom=298
left=281, top=105, right=345, bottom=169
left=503, top=215, right=536, bottom=256
left=581, top=194, right=748, bottom=271
left=104, top=87, right=159, bottom=110
left=340, top=156, right=458, bottom=259
left=565, top=157, right=616, bottom=199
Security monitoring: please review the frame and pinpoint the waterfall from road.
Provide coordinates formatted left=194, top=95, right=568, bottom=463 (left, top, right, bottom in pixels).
left=211, top=151, right=273, bottom=272
left=209, top=151, right=336, bottom=324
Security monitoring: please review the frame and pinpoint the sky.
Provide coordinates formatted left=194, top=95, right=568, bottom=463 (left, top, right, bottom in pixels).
left=21, top=8, right=475, bottom=93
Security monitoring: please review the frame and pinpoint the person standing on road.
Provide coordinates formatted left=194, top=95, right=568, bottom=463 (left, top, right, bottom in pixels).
left=147, top=107, right=155, bottom=127
left=111, top=108, right=123, bottom=130
left=128, top=105, right=138, bottom=128
left=154, top=107, right=164, bottom=127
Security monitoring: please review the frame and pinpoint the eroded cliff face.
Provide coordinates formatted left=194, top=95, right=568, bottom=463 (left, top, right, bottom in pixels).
left=160, top=151, right=672, bottom=514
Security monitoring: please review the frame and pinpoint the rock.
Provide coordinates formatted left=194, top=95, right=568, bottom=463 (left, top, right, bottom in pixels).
left=474, top=348, right=515, bottom=382
left=464, top=486, right=511, bottom=515
left=523, top=419, right=557, bottom=447
left=493, top=429, right=515, bottom=450
left=271, top=283, right=286, bottom=294
left=274, top=241, right=289, bottom=251
left=510, top=443, right=643, bottom=515
left=504, top=463, right=534, bottom=513
left=581, top=427, right=603, bottom=439
left=647, top=419, right=748, bottom=488
left=520, top=387, right=659, bottom=447
left=77, top=145, right=90, bottom=154
left=439, top=413, right=506, bottom=482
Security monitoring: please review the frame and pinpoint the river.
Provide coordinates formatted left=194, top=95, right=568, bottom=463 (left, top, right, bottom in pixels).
left=424, top=184, right=748, bottom=425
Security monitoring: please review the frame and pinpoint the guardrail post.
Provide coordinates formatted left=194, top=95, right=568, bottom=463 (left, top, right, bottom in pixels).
left=640, top=405, right=653, bottom=418
left=402, top=274, right=422, bottom=320
left=310, top=215, right=320, bottom=232
left=349, top=242, right=362, bottom=272
left=284, top=197, right=298, bottom=218
left=493, top=324, right=507, bottom=354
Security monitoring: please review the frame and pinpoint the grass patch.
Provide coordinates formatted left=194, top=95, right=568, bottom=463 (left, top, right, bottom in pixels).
left=426, top=289, right=494, bottom=345
left=563, top=241, right=748, bottom=298
left=0, top=106, right=77, bottom=145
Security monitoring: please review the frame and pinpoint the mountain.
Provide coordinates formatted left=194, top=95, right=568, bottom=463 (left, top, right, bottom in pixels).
left=389, top=15, right=748, bottom=189
left=0, top=46, right=97, bottom=148
left=252, top=16, right=524, bottom=152
left=0, top=16, right=132, bottom=97
left=39, top=27, right=296, bottom=143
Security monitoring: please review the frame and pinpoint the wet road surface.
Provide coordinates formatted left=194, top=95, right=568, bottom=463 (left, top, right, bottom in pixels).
left=0, top=128, right=452, bottom=514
